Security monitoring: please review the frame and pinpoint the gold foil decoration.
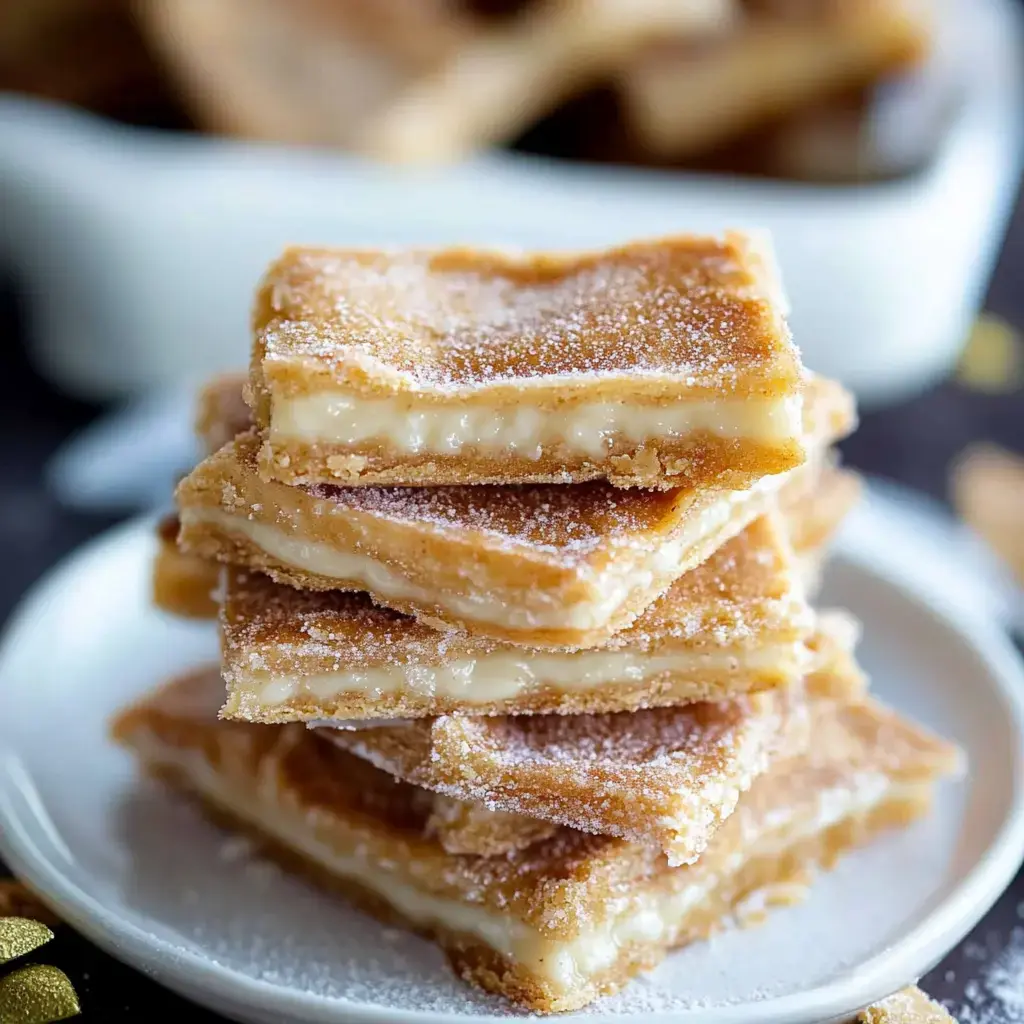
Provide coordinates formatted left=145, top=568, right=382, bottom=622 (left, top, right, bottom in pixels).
left=0, top=879, right=80, bottom=1022
left=0, top=965, right=80, bottom=1023
left=956, top=313, right=1024, bottom=393
left=0, top=920, right=52, bottom=966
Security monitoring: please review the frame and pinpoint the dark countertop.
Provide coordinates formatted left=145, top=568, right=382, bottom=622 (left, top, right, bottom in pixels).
left=0, top=189, right=1021, bottom=1023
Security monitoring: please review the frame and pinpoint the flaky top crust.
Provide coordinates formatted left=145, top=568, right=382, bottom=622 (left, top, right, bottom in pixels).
left=249, top=232, right=801, bottom=410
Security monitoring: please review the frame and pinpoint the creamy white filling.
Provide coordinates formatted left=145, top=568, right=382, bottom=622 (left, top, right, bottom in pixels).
left=186, top=470, right=779, bottom=632
left=137, top=733, right=905, bottom=994
left=270, top=391, right=803, bottom=459
left=248, top=644, right=800, bottom=706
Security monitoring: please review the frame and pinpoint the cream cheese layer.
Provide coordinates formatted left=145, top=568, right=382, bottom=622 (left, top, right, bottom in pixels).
left=245, top=644, right=803, bottom=707
left=270, top=391, right=803, bottom=459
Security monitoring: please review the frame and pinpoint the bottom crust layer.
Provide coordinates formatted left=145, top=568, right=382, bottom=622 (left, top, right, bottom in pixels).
left=145, top=761, right=930, bottom=1014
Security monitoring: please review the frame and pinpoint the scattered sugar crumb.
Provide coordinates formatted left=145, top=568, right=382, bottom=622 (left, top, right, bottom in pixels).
left=952, top=926, right=1024, bottom=1023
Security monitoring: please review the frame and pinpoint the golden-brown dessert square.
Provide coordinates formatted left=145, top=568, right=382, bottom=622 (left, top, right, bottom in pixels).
left=322, top=607, right=863, bottom=862
left=249, top=233, right=806, bottom=489
left=219, top=513, right=813, bottom=720
left=112, top=668, right=961, bottom=1014
left=176, top=377, right=853, bottom=648
left=312, top=622, right=865, bottom=864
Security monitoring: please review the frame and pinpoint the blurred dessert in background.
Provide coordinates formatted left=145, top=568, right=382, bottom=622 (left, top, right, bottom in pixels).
left=136, top=0, right=734, bottom=161
left=2, top=0, right=954, bottom=180
left=0, top=0, right=183, bottom=125
left=619, top=0, right=930, bottom=168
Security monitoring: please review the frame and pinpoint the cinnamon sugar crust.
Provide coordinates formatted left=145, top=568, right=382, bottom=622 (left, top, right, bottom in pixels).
left=250, top=233, right=798, bottom=400
left=321, top=686, right=808, bottom=866
left=112, top=669, right=959, bottom=1013
left=249, top=233, right=806, bottom=488
left=219, top=513, right=813, bottom=721
left=176, top=377, right=853, bottom=648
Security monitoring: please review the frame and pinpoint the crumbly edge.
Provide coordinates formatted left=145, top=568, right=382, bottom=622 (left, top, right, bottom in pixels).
left=257, top=427, right=805, bottom=490
left=858, top=985, right=958, bottom=1024
left=125, top=760, right=933, bottom=1014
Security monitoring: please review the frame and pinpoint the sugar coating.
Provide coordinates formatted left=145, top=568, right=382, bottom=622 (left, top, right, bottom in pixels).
left=252, top=233, right=800, bottom=396
left=323, top=687, right=805, bottom=865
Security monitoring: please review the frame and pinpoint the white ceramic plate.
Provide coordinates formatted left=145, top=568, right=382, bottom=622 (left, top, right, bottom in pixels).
left=0, top=506, right=1023, bottom=1024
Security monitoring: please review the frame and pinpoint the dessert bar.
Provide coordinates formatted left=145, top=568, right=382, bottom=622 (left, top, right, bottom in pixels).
left=316, top=640, right=869, bottom=865
left=249, top=233, right=805, bottom=488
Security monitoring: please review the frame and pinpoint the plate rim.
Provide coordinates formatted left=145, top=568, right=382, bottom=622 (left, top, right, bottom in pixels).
left=0, top=514, right=1022, bottom=1024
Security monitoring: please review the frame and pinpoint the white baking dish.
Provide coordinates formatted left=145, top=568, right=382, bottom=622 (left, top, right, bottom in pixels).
left=0, top=0, right=1020, bottom=407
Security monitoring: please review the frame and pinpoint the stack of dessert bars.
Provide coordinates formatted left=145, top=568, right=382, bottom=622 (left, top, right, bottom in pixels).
left=115, top=233, right=961, bottom=1015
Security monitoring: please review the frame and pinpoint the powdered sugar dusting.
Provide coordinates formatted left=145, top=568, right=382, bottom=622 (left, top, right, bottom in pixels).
left=326, top=689, right=801, bottom=863
left=309, top=477, right=699, bottom=557
left=258, top=238, right=796, bottom=393
left=953, top=924, right=1024, bottom=1023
